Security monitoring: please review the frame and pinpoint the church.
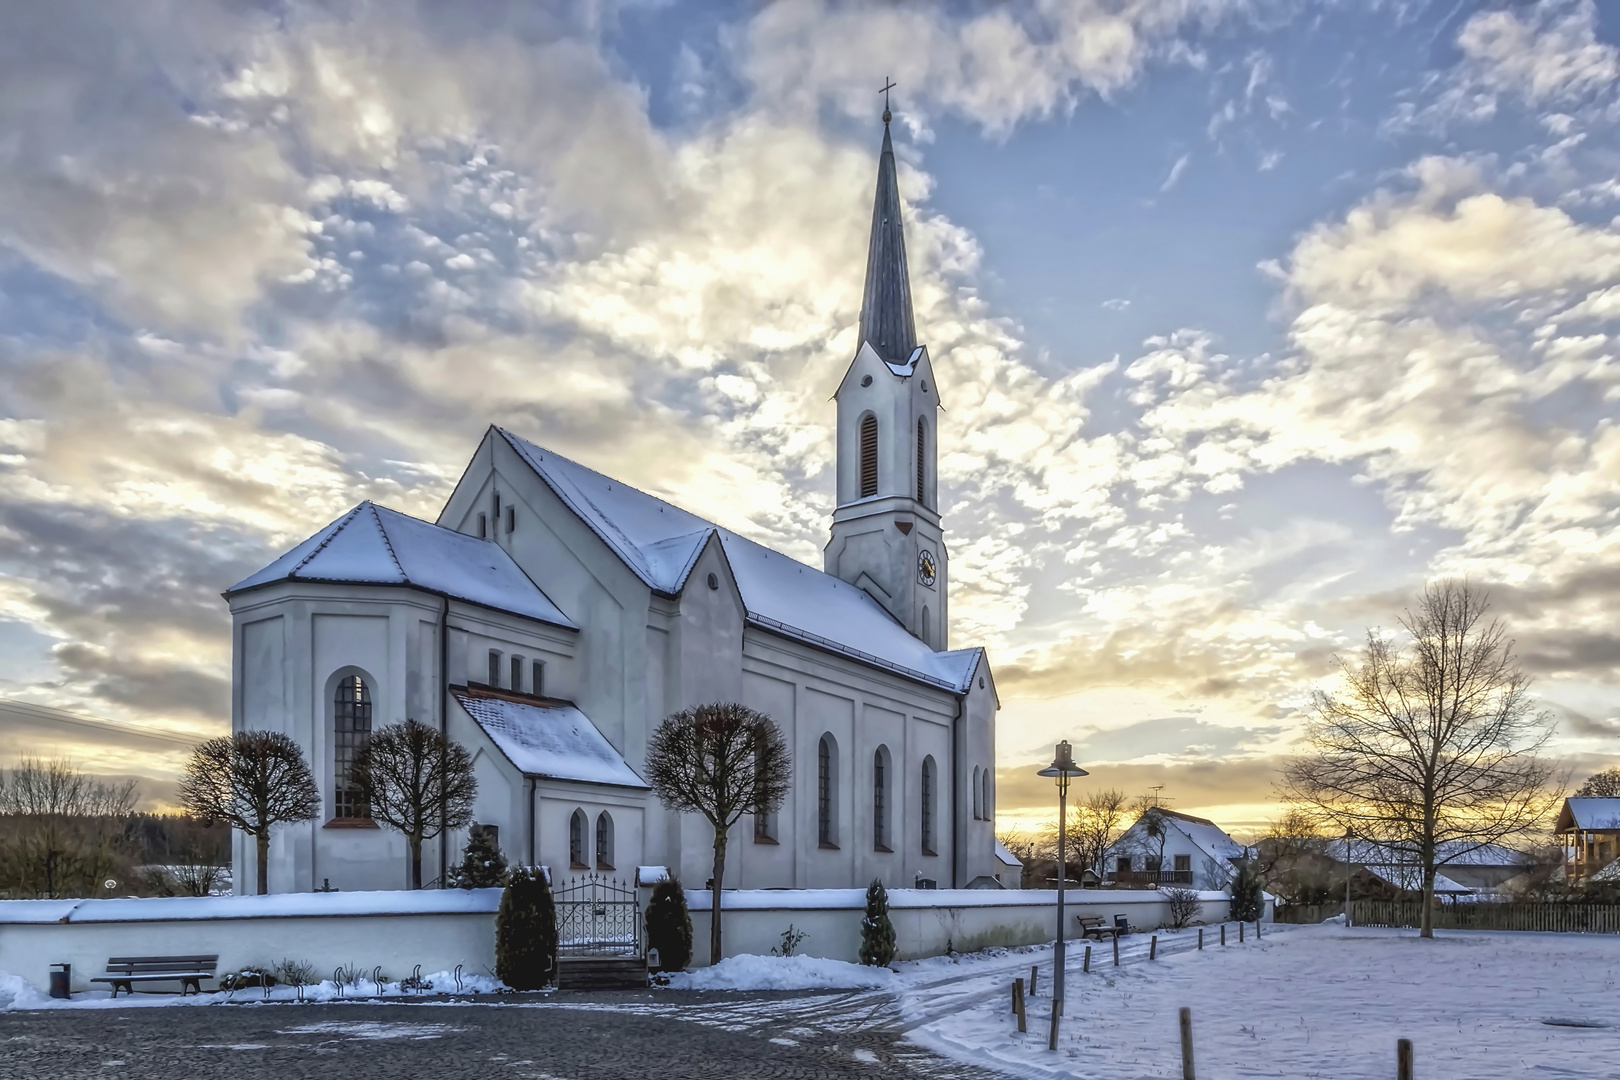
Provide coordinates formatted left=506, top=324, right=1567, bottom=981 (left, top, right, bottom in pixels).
left=224, top=111, right=1002, bottom=895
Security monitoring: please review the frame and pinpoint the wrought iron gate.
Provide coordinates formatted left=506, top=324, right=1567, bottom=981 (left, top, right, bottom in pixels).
left=554, top=873, right=641, bottom=957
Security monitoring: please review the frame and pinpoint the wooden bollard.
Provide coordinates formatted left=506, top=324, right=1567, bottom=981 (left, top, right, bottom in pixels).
left=1239, top=922, right=1245, bottom=943
left=1113, top=932, right=1120, bottom=966
left=1083, top=944, right=1091, bottom=972
left=1030, top=964, right=1038, bottom=997
left=1048, top=999, right=1061, bottom=1050
left=1255, top=920, right=1262, bottom=940
left=1220, top=924, right=1226, bottom=946
left=1150, top=934, right=1158, bottom=960
left=1198, top=928, right=1204, bottom=951
left=1014, top=978, right=1026, bottom=1032
left=1397, top=1037, right=1413, bottom=1080
left=1179, top=1006, right=1196, bottom=1080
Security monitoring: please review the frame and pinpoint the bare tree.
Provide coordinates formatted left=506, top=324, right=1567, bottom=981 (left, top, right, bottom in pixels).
left=1253, top=808, right=1338, bottom=907
left=0, top=758, right=138, bottom=897
left=1575, top=768, right=1620, bottom=797
left=179, top=731, right=320, bottom=895
left=1042, top=787, right=1129, bottom=884
left=1161, top=886, right=1203, bottom=929
left=1281, top=580, right=1560, bottom=937
left=644, top=703, right=791, bottom=964
left=351, top=719, right=477, bottom=889
left=1112, top=796, right=1174, bottom=882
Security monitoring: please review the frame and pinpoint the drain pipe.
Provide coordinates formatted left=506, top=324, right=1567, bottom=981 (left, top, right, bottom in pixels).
left=438, top=594, right=450, bottom=887
left=528, top=776, right=537, bottom=867
left=951, top=691, right=964, bottom=889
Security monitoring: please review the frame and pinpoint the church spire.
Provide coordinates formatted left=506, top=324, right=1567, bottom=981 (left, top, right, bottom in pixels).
left=858, top=93, right=917, bottom=363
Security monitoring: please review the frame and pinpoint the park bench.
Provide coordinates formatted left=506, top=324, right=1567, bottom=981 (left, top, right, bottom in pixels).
left=91, top=954, right=219, bottom=997
left=1076, top=916, right=1119, bottom=941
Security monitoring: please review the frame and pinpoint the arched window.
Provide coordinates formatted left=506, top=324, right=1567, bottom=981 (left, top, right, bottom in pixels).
left=818, top=734, right=839, bottom=848
left=510, top=655, right=524, bottom=693
left=488, top=649, right=501, bottom=688
left=859, top=414, right=879, bottom=498
left=982, top=768, right=992, bottom=821
left=873, top=746, right=892, bottom=851
left=569, top=809, right=588, bottom=868
left=595, top=811, right=614, bottom=869
left=916, top=418, right=927, bottom=503
left=972, top=765, right=982, bottom=820
left=532, top=660, right=545, bottom=697
left=921, top=755, right=937, bottom=855
left=334, top=675, right=372, bottom=819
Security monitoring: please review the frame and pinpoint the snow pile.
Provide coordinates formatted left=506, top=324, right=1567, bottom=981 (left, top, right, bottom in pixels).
left=0, top=971, right=53, bottom=1011
left=667, top=954, right=896, bottom=992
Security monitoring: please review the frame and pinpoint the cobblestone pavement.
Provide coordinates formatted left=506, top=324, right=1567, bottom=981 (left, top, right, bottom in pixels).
left=0, top=989, right=1009, bottom=1080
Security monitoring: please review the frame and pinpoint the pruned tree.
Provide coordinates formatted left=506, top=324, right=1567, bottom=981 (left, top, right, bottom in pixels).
left=351, top=719, right=477, bottom=889
left=179, top=732, right=320, bottom=895
left=1281, top=580, right=1560, bottom=937
left=644, top=702, right=791, bottom=964
left=0, top=758, right=139, bottom=898
left=1575, top=768, right=1620, bottom=798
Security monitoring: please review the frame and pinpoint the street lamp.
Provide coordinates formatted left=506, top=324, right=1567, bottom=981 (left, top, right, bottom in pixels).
left=1038, top=740, right=1089, bottom=1045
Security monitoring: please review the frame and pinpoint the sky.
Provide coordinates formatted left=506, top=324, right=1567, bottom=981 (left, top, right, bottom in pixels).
left=1, top=0, right=1618, bottom=836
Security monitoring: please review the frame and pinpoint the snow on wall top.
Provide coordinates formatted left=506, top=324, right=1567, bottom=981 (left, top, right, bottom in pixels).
left=0, top=889, right=503, bottom=924
left=454, top=690, right=647, bottom=789
left=498, top=429, right=980, bottom=693
left=681, top=887, right=1232, bottom=911
left=228, top=502, right=574, bottom=628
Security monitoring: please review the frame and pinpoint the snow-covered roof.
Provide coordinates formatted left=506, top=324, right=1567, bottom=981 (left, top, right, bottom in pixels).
left=1161, top=810, right=1249, bottom=868
left=1362, top=865, right=1474, bottom=895
left=229, top=501, right=574, bottom=628
left=1557, top=797, right=1620, bottom=833
left=994, top=839, right=1022, bottom=868
left=454, top=690, right=647, bottom=789
left=496, top=429, right=982, bottom=693
left=1327, top=838, right=1525, bottom=868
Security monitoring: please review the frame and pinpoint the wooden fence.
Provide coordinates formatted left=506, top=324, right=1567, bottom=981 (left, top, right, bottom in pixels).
left=1349, top=901, right=1620, bottom=933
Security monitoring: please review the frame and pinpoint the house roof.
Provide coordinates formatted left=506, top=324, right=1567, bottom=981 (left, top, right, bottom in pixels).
left=228, top=502, right=575, bottom=629
left=495, top=429, right=982, bottom=694
left=1162, top=809, right=1248, bottom=866
left=994, top=839, right=1022, bottom=868
left=453, top=690, right=646, bottom=789
left=1362, top=865, right=1475, bottom=895
left=1556, top=797, right=1620, bottom=833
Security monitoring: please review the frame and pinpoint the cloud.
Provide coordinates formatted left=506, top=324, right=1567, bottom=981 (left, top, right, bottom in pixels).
left=1159, top=152, right=1193, bottom=192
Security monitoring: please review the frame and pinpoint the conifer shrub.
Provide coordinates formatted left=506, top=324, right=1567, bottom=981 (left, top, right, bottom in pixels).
left=1230, top=861, right=1265, bottom=922
left=644, top=878, right=693, bottom=972
left=448, top=823, right=510, bottom=888
left=496, top=866, right=557, bottom=990
left=858, top=878, right=897, bottom=967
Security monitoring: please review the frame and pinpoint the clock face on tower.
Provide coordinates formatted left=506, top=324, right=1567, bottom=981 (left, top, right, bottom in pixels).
left=917, top=550, right=937, bottom=588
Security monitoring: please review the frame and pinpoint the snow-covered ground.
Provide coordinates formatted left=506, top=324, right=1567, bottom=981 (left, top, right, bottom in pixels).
left=905, top=923, right=1620, bottom=1079
left=666, top=953, right=896, bottom=991
left=0, top=969, right=503, bottom=1010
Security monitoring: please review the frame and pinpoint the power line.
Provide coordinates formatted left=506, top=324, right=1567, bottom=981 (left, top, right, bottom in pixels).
left=0, top=697, right=206, bottom=751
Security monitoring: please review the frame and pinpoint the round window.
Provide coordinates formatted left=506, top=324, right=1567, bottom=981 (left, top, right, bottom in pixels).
left=861, top=374, right=873, bottom=387
left=707, top=572, right=719, bottom=590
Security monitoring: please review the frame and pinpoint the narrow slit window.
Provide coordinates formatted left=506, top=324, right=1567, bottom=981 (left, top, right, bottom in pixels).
left=488, top=650, right=501, bottom=688
left=921, top=756, right=936, bottom=854
left=859, top=415, right=878, bottom=498
left=916, top=419, right=926, bottom=503
left=477, top=512, right=487, bottom=539
left=818, top=735, right=838, bottom=847
left=569, top=809, right=587, bottom=867
left=510, top=655, right=523, bottom=693
left=532, top=660, right=545, bottom=697
left=506, top=505, right=516, bottom=533
left=873, top=747, right=889, bottom=851
left=595, top=812, right=614, bottom=869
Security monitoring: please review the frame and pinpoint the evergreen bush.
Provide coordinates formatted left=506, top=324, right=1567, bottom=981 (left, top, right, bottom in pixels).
left=644, top=878, right=693, bottom=972
left=1230, top=861, right=1265, bottom=922
left=496, top=866, right=557, bottom=990
left=448, top=823, right=509, bottom=888
left=858, top=878, right=897, bottom=967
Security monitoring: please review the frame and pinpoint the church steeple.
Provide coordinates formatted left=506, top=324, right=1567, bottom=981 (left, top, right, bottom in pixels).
left=825, top=94, right=948, bottom=650
left=858, top=109, right=917, bottom=363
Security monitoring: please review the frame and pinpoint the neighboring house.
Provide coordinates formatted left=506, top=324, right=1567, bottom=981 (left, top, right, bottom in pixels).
left=1323, top=838, right=1527, bottom=898
left=222, top=114, right=1001, bottom=896
left=1106, top=809, right=1250, bottom=890
left=1555, top=797, right=1620, bottom=885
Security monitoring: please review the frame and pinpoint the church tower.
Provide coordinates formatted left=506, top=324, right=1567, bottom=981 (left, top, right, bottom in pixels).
left=825, top=104, right=947, bottom=650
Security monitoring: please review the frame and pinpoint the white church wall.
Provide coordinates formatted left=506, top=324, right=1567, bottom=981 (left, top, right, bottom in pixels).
left=536, top=782, right=646, bottom=881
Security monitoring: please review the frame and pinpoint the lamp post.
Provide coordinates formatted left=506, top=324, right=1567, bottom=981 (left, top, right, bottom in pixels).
left=1038, top=740, right=1089, bottom=1038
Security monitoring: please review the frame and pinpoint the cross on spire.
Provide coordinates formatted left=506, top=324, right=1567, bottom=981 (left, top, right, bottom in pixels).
left=880, top=77, right=897, bottom=124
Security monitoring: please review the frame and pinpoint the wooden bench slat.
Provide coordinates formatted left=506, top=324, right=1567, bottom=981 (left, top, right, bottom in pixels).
left=106, top=956, right=218, bottom=964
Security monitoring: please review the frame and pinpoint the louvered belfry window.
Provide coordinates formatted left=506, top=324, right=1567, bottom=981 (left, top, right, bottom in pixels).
left=859, top=414, right=879, bottom=498
left=916, top=419, right=926, bottom=503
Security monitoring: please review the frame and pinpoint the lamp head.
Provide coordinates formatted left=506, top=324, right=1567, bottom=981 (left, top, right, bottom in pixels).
left=1037, top=740, right=1089, bottom=780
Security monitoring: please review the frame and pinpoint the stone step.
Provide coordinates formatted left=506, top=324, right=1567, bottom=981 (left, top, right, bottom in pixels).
left=556, top=956, right=649, bottom=990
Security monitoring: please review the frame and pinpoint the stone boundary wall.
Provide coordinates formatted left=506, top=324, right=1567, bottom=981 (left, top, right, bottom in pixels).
left=0, top=887, right=1251, bottom=991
